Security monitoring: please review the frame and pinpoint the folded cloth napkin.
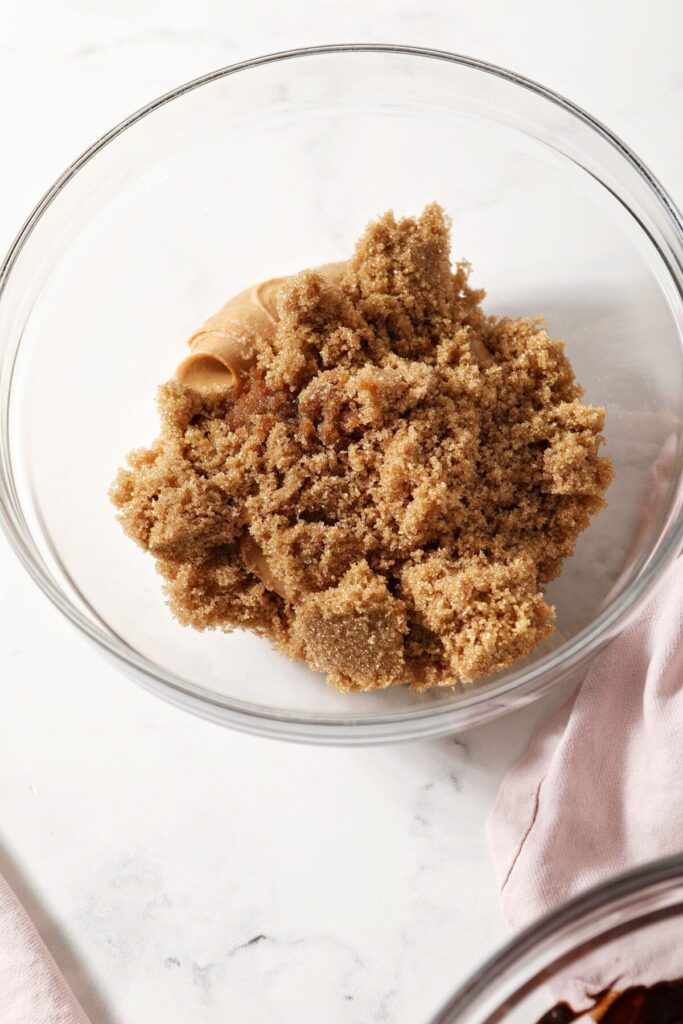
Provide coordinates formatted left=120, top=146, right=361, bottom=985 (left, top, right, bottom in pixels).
left=487, top=554, right=683, bottom=997
left=0, top=873, right=89, bottom=1024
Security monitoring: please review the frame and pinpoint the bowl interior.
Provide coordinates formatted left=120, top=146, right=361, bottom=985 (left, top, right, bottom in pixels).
left=4, top=49, right=683, bottom=731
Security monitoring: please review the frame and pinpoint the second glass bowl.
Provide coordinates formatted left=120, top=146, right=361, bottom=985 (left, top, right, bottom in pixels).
left=431, top=854, right=683, bottom=1023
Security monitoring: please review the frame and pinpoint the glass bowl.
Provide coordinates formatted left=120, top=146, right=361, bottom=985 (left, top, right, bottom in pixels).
left=1, top=45, right=682, bottom=744
left=430, top=854, right=683, bottom=1022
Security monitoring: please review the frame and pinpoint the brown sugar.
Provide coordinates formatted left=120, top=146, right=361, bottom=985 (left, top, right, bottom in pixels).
left=111, top=204, right=613, bottom=693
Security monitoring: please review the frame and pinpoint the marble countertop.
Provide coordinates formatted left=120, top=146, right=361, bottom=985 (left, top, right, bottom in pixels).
left=1, top=2, right=681, bottom=1021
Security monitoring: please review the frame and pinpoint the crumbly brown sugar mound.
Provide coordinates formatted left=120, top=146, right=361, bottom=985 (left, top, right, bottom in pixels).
left=111, top=204, right=613, bottom=693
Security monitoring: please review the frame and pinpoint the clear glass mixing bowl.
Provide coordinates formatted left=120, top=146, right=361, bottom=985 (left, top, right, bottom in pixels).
left=1, top=45, right=682, bottom=743
left=431, top=854, right=683, bottom=1023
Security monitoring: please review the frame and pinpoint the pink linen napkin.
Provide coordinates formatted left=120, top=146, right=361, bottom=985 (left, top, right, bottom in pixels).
left=0, top=873, right=89, bottom=1024
left=487, top=553, right=683, bottom=993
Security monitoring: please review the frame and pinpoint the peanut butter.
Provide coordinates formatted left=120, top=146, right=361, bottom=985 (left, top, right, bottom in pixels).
left=176, top=263, right=347, bottom=392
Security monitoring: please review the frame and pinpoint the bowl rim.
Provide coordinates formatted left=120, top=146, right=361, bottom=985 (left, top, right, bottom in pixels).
left=429, top=852, right=683, bottom=1022
left=1, top=43, right=682, bottom=743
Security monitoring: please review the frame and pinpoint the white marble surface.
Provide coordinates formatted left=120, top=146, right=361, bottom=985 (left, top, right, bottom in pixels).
left=1, top=2, right=682, bottom=1022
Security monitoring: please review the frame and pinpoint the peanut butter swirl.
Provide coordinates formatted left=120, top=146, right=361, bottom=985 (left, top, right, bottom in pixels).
left=176, top=264, right=346, bottom=392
